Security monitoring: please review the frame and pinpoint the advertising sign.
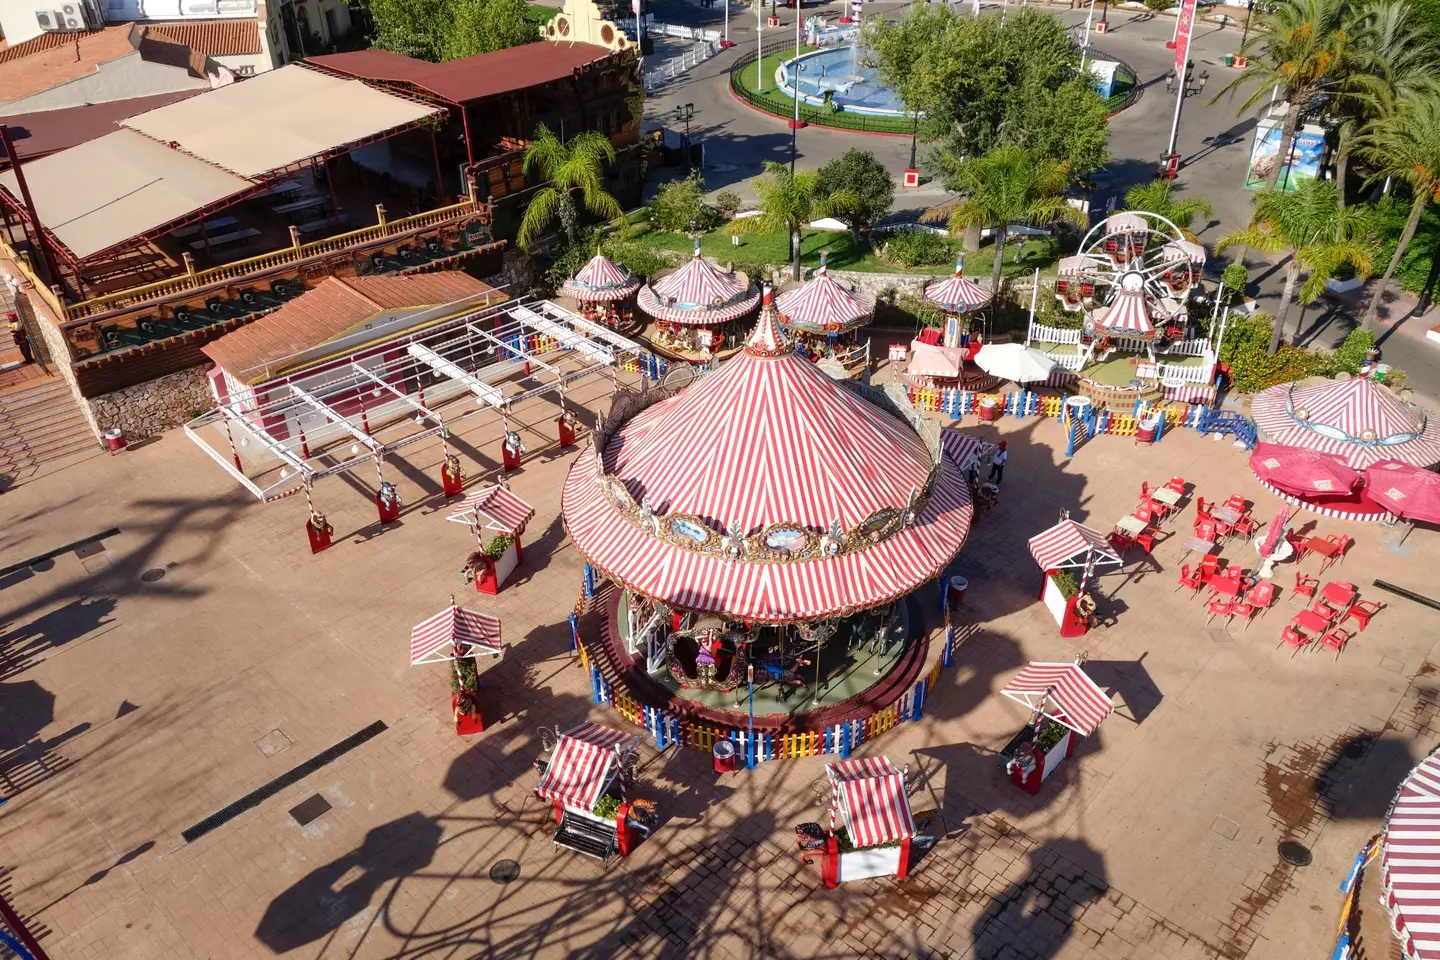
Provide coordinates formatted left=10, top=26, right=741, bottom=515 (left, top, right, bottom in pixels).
left=1245, top=121, right=1327, bottom=190
left=1173, top=0, right=1198, bottom=74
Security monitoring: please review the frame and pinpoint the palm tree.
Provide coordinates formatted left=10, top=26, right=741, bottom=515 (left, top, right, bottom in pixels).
left=1122, top=180, right=1214, bottom=238
left=725, top=161, right=819, bottom=282
left=516, top=124, right=625, bottom=251
left=945, top=145, right=1086, bottom=295
left=1211, top=0, right=1354, bottom=191
left=1216, top=179, right=1376, bottom=354
left=1349, top=91, right=1440, bottom=324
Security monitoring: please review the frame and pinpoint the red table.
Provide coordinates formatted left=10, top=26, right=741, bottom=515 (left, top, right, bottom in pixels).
left=1301, top=537, right=1342, bottom=573
left=1209, top=575, right=1245, bottom=598
left=1320, top=581, right=1356, bottom=609
left=1291, top=608, right=1333, bottom=635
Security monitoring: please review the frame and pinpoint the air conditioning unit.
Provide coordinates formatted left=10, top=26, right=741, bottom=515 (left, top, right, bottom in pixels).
left=36, top=0, right=89, bottom=29
left=182, top=0, right=219, bottom=14
left=34, top=9, right=58, bottom=29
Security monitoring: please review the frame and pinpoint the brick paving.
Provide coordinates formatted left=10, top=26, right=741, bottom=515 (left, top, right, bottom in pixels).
left=1, top=367, right=1439, bottom=959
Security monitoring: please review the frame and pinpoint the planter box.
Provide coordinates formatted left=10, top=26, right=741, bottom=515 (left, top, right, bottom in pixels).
left=821, top=836, right=912, bottom=886
left=1039, top=570, right=1090, bottom=637
left=475, top=540, right=521, bottom=595
left=1002, top=723, right=1078, bottom=795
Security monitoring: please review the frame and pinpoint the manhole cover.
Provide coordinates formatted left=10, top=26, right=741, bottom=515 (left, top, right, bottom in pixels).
left=1278, top=841, right=1312, bottom=866
left=140, top=568, right=166, bottom=583
left=288, top=794, right=331, bottom=826
left=490, top=859, right=520, bottom=884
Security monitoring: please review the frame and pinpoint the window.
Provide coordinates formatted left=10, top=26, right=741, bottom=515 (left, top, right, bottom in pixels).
left=324, top=7, right=337, bottom=39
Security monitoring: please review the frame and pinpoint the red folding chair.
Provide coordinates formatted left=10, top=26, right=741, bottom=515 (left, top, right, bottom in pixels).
left=1319, top=626, right=1352, bottom=661
left=1206, top=599, right=1235, bottom=626
left=1308, top=598, right=1339, bottom=623
left=1135, top=529, right=1165, bottom=554
left=1231, top=514, right=1259, bottom=538
left=1294, top=572, right=1318, bottom=600
left=1323, top=534, right=1353, bottom=571
left=1224, top=495, right=1247, bottom=512
left=1134, top=503, right=1156, bottom=525
left=1165, top=476, right=1186, bottom=494
left=1244, top=581, right=1278, bottom=616
left=1176, top=563, right=1204, bottom=596
left=1109, top=530, right=1135, bottom=553
left=1277, top=626, right=1310, bottom=658
left=1344, top=599, right=1384, bottom=633
left=1230, top=600, right=1258, bottom=631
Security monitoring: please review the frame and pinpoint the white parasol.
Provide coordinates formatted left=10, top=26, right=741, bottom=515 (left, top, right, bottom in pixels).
left=972, top=343, right=1061, bottom=384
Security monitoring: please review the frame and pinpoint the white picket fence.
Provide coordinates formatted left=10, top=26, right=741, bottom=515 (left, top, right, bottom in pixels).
left=643, top=39, right=721, bottom=92
left=650, top=21, right=722, bottom=41
left=1027, top=320, right=1083, bottom=345
left=1156, top=360, right=1216, bottom=383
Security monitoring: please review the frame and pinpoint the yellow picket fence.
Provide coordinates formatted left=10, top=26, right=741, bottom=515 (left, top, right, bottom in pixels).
left=778, top=731, right=824, bottom=759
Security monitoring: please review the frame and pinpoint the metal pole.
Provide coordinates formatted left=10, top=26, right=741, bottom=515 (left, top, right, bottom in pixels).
left=724, top=0, right=730, bottom=45
left=747, top=664, right=755, bottom=768
left=791, top=8, right=800, bottom=177
left=637, top=0, right=644, bottom=73
left=1238, top=0, right=1254, bottom=48
left=1079, top=0, right=1096, bottom=72
left=1164, top=58, right=1190, bottom=161
left=757, top=0, right=763, bottom=90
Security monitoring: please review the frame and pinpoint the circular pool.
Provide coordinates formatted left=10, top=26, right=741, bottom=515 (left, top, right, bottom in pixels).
left=777, top=45, right=913, bottom=117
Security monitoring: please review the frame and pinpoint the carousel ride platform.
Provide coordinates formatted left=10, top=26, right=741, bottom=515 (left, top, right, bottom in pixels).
left=639, top=324, right=746, bottom=365
left=591, top=589, right=939, bottom=735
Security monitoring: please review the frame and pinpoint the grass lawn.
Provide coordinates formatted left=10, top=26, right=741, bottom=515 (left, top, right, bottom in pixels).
left=1085, top=351, right=1204, bottom=387
left=729, top=46, right=917, bottom=136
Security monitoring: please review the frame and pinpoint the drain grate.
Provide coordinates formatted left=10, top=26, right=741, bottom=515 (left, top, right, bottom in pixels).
left=1278, top=841, right=1312, bottom=866
left=140, top=568, right=165, bottom=583
left=490, top=860, right=520, bottom=884
left=288, top=794, right=332, bottom=826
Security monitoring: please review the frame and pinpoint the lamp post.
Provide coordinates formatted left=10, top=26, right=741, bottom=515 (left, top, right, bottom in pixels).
left=1079, top=0, right=1096, bottom=72
left=756, top=0, right=763, bottom=90
left=677, top=103, right=694, bottom=171
left=903, top=110, right=920, bottom=188
left=722, top=0, right=733, bottom=47
left=789, top=4, right=804, bottom=169
left=1161, top=62, right=1207, bottom=179
left=746, top=664, right=755, bottom=768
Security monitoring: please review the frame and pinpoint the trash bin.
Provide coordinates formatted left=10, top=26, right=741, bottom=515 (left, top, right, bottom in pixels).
left=948, top=575, right=969, bottom=606
left=713, top=739, right=737, bottom=774
left=103, top=427, right=126, bottom=452
left=979, top=399, right=999, bottom=422
left=1136, top=417, right=1158, bottom=444
left=1224, top=54, right=1235, bottom=67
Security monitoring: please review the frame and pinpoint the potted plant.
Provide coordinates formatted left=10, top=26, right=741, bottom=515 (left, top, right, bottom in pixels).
left=1038, top=568, right=1093, bottom=637
left=474, top=532, right=521, bottom=595
left=823, top=824, right=913, bottom=885
left=1002, top=717, right=1078, bottom=795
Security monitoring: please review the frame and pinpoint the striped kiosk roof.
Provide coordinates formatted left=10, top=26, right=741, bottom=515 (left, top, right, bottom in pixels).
left=560, top=301, right=973, bottom=621
left=1383, top=748, right=1440, bottom=960
left=939, top=428, right=985, bottom=472
left=1028, top=519, right=1121, bottom=572
left=924, top=260, right=992, bottom=314
left=1095, top=290, right=1155, bottom=338
left=638, top=242, right=760, bottom=326
left=409, top=601, right=503, bottom=665
left=775, top=260, right=873, bottom=334
left=561, top=251, right=642, bottom=303
left=1161, top=239, right=1206, bottom=264
left=1251, top=377, right=1440, bottom=469
left=827, top=756, right=916, bottom=848
left=1001, top=661, right=1114, bottom=736
left=1105, top=212, right=1147, bottom=234
left=447, top=484, right=535, bottom=535
left=535, top=736, right=615, bottom=811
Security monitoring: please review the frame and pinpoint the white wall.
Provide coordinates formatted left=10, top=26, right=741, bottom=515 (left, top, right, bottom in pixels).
left=3, top=50, right=207, bottom=111
left=0, top=0, right=46, bottom=46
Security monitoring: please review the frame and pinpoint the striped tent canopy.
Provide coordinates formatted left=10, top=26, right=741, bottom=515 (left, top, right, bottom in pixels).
left=637, top=243, right=760, bottom=326
left=1161, top=239, right=1206, bottom=264
left=1058, top=255, right=1099, bottom=276
left=939, top=428, right=986, bottom=473
left=1105, top=212, right=1147, bottom=234
left=775, top=260, right=873, bottom=334
left=409, top=601, right=503, bottom=665
left=561, top=251, right=642, bottom=303
left=1094, top=290, right=1155, bottom=339
left=446, top=484, right=536, bottom=535
left=924, top=259, right=992, bottom=313
left=1250, top=376, right=1440, bottom=469
left=534, top=721, right=640, bottom=811
left=1028, top=519, right=1121, bottom=572
left=1000, top=661, right=1114, bottom=736
left=560, top=302, right=974, bottom=622
left=826, top=756, right=916, bottom=848
left=1382, top=747, right=1440, bottom=960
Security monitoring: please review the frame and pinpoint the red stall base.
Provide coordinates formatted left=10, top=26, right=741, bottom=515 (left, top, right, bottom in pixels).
left=502, top=445, right=522, bottom=471
left=306, top=520, right=332, bottom=554
left=451, top=693, right=485, bottom=736
left=376, top=493, right=400, bottom=525
left=1059, top=594, right=1090, bottom=638
left=441, top=464, right=464, bottom=497
left=474, top=554, right=499, bottom=595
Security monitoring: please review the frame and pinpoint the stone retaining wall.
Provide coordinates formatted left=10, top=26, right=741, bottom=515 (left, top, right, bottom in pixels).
left=87, top=365, right=214, bottom=441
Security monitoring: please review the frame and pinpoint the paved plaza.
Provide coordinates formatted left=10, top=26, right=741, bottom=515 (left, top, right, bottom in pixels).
left=1, top=360, right=1437, bottom=960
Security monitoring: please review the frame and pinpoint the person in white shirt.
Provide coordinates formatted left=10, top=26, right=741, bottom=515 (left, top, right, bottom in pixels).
left=989, top=440, right=1008, bottom=485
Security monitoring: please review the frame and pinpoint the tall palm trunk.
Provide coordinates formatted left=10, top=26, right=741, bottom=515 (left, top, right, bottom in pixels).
left=990, top=224, right=1007, bottom=297
left=1266, top=103, right=1303, bottom=191
left=1334, top=145, right=1348, bottom=210
left=963, top=225, right=982, bottom=253
left=1364, top=195, right=1429, bottom=324
left=1271, top=260, right=1300, bottom=354
left=792, top=228, right=802, bottom=282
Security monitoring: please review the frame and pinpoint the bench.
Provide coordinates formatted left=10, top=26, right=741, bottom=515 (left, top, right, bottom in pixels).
left=189, top=228, right=261, bottom=250
left=172, top=216, right=239, bottom=239
left=272, top=195, right=329, bottom=216
left=295, top=213, right=351, bottom=237
left=553, top=811, right=617, bottom=860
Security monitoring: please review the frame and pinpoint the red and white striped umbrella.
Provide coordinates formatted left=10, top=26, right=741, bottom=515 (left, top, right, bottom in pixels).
left=1161, top=239, right=1206, bottom=264
left=638, top=244, right=760, bottom=326
left=1251, top=377, right=1440, bottom=469
left=1000, top=661, right=1114, bottom=736
left=559, top=305, right=973, bottom=621
left=1382, top=748, right=1440, bottom=960
left=1105, top=212, right=1147, bottom=234
left=561, top=252, right=641, bottom=303
left=924, top=259, right=992, bottom=313
left=1028, top=519, right=1121, bottom=572
left=1365, top=460, right=1440, bottom=523
left=447, top=484, right=535, bottom=534
left=1095, top=290, right=1155, bottom=338
left=409, top=601, right=503, bottom=665
left=826, top=756, right=916, bottom=847
left=775, top=261, right=872, bottom=333
left=1248, top=442, right=1361, bottom=497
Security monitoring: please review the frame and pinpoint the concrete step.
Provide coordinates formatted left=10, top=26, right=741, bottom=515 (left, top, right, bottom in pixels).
left=0, top=376, right=96, bottom=474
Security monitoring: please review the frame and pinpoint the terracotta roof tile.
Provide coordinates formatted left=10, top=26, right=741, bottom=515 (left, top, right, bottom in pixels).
left=0, top=26, right=142, bottom=105
left=202, top=273, right=503, bottom=379
left=139, top=20, right=263, bottom=56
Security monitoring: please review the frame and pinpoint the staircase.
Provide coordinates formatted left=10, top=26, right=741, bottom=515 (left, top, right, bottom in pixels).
left=0, top=377, right=98, bottom=486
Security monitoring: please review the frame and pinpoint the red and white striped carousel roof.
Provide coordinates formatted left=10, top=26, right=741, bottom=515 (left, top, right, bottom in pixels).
left=561, top=252, right=641, bottom=303
left=447, top=484, right=536, bottom=535
left=1028, top=519, right=1120, bottom=571
left=409, top=602, right=503, bottom=665
left=924, top=260, right=992, bottom=313
left=560, top=307, right=973, bottom=621
left=1251, top=376, right=1440, bottom=469
left=1383, top=748, right=1440, bottom=960
left=1095, top=290, right=1155, bottom=337
left=1001, top=661, right=1114, bottom=736
left=1058, top=255, right=1098, bottom=276
left=638, top=245, right=760, bottom=326
left=827, top=756, right=916, bottom=849
left=775, top=262, right=872, bottom=333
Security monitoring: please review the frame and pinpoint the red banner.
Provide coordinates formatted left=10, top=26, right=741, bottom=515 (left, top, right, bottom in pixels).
left=1173, top=0, right=1198, bottom=74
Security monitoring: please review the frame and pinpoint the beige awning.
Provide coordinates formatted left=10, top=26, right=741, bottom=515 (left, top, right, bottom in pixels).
left=0, top=129, right=251, bottom=260
left=121, top=64, right=444, bottom=178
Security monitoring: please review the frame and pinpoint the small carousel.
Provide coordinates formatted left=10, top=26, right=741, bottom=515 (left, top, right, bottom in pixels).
left=775, top=252, right=874, bottom=374
left=904, top=258, right=999, bottom=393
left=636, top=239, right=761, bottom=362
left=562, top=281, right=975, bottom=742
left=561, top=249, right=643, bottom=332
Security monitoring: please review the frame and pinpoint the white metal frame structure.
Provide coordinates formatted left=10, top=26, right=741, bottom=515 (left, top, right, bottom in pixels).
left=185, top=297, right=648, bottom=502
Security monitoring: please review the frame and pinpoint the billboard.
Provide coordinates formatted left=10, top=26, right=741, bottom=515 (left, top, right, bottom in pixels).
left=1245, top=120, right=1328, bottom=191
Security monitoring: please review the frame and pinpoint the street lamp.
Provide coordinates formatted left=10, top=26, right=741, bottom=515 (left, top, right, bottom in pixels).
left=1161, top=62, right=1198, bottom=180
left=1238, top=0, right=1256, bottom=52
left=676, top=103, right=694, bottom=170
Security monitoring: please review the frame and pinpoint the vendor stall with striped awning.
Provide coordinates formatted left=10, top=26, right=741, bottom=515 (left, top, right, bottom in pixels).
left=818, top=755, right=918, bottom=886
left=1028, top=518, right=1122, bottom=637
left=999, top=660, right=1114, bottom=795
left=534, top=721, right=652, bottom=861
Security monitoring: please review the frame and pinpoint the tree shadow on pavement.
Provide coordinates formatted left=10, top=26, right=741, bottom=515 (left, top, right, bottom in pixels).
left=1083, top=653, right=1163, bottom=725
left=1315, top=733, right=1418, bottom=821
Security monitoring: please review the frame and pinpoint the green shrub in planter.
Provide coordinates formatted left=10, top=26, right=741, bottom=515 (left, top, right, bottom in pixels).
left=592, top=794, right=621, bottom=819
left=485, top=533, right=515, bottom=559
left=450, top=656, right=478, bottom=694
left=1035, top=719, right=1068, bottom=753
left=1050, top=569, right=1079, bottom=599
left=876, top=229, right=955, bottom=268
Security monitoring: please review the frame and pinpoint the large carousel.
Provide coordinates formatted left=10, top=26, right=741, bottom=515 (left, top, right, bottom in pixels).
left=637, top=239, right=761, bottom=362
left=561, top=249, right=643, bottom=332
left=562, top=281, right=976, bottom=738
left=905, top=259, right=999, bottom=392
left=775, top=252, right=874, bottom=374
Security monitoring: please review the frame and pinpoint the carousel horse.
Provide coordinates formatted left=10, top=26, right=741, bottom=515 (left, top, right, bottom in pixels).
left=378, top=481, right=402, bottom=511
left=756, top=653, right=812, bottom=689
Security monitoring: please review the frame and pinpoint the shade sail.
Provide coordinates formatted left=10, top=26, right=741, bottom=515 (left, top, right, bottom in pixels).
left=1001, top=661, right=1114, bottom=736
left=827, top=756, right=916, bottom=849
left=1248, top=443, right=1361, bottom=497
left=409, top=603, right=503, bottom=665
left=1028, top=519, right=1120, bottom=572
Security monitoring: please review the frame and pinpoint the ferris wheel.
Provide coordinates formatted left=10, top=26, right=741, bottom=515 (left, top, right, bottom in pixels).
left=1052, top=210, right=1206, bottom=352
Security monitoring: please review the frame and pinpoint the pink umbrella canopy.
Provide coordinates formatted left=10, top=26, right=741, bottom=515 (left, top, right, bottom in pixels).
left=1365, top=460, right=1440, bottom=523
left=1248, top=442, right=1362, bottom=497
left=1258, top=504, right=1296, bottom=558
